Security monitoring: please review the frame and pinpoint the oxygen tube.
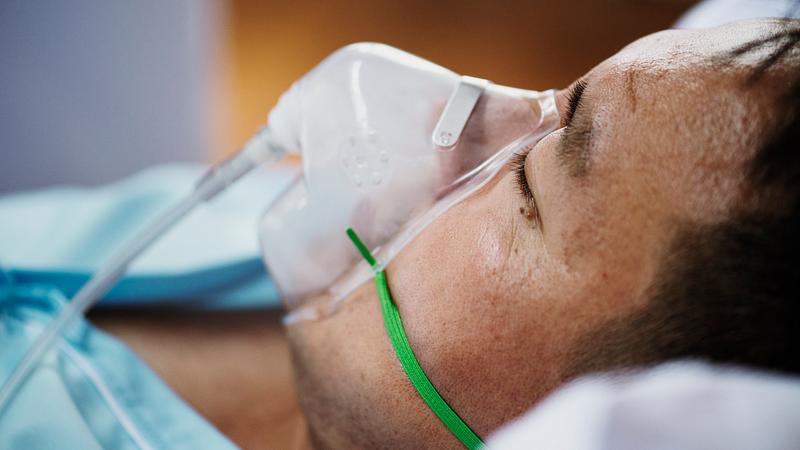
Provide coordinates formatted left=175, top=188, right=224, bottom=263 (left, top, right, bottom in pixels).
left=0, top=127, right=285, bottom=413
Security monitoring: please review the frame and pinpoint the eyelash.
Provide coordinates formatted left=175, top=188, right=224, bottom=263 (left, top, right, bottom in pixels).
left=510, top=145, right=537, bottom=215
left=562, top=79, right=588, bottom=128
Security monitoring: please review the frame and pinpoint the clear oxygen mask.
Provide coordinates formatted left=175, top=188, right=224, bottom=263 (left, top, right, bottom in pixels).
left=258, top=43, right=560, bottom=324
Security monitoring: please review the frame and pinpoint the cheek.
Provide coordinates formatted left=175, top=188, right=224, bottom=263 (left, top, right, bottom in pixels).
left=286, top=284, right=453, bottom=447
left=530, top=114, right=666, bottom=311
left=386, top=177, right=575, bottom=433
left=390, top=178, right=522, bottom=321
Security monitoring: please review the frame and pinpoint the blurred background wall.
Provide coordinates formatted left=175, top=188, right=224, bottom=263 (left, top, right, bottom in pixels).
left=0, top=0, right=226, bottom=192
left=0, top=0, right=696, bottom=193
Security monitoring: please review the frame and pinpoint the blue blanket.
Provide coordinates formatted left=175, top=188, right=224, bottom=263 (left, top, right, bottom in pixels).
left=0, top=164, right=296, bottom=309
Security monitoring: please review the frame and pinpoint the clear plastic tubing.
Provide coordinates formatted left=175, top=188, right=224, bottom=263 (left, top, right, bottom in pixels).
left=0, top=127, right=284, bottom=413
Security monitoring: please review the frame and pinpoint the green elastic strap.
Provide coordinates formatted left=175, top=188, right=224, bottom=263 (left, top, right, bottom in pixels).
left=346, top=228, right=485, bottom=450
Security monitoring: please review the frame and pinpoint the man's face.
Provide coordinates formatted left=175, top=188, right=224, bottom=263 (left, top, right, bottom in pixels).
left=287, top=19, right=788, bottom=448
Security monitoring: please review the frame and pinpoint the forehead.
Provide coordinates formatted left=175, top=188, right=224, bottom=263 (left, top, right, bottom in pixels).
left=577, top=21, right=787, bottom=225
left=609, top=19, right=787, bottom=70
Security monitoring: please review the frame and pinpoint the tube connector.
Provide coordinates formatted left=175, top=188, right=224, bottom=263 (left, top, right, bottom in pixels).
left=195, top=127, right=286, bottom=201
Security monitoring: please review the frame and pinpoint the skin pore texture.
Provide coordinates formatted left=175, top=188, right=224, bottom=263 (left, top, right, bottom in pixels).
left=286, top=19, right=796, bottom=449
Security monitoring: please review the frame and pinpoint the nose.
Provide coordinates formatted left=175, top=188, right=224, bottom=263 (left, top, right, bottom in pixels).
left=435, top=88, right=547, bottom=191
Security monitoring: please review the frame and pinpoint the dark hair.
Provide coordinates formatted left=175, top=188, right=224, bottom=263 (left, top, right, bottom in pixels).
left=566, top=23, right=800, bottom=378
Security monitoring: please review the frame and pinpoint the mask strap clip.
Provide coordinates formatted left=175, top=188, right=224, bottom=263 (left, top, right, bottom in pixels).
left=432, top=76, right=490, bottom=149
